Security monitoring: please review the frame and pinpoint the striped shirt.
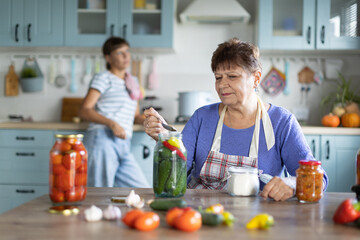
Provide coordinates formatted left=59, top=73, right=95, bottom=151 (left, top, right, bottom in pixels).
left=87, top=71, right=137, bottom=139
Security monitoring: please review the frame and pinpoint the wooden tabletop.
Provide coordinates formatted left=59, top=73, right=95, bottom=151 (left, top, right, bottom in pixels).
left=0, top=188, right=359, bottom=239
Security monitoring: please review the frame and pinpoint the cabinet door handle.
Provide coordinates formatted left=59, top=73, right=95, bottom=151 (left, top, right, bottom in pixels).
left=27, top=24, right=32, bottom=42
left=110, top=24, right=114, bottom=36
left=16, top=136, right=35, bottom=141
left=311, top=139, right=316, bottom=157
left=320, top=25, right=325, bottom=44
left=307, top=26, right=311, bottom=44
left=15, top=24, right=19, bottom=42
left=16, top=189, right=35, bottom=194
left=16, top=152, right=35, bottom=157
left=143, top=146, right=150, bottom=159
left=326, top=140, right=330, bottom=160
left=122, top=24, right=127, bottom=39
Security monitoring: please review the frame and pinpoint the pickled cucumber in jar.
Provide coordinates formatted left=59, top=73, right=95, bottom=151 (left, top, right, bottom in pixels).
left=153, top=132, right=187, bottom=198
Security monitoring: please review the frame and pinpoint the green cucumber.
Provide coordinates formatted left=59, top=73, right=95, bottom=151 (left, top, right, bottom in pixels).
left=200, top=211, right=224, bottom=226
left=154, top=159, right=172, bottom=195
left=149, top=199, right=187, bottom=211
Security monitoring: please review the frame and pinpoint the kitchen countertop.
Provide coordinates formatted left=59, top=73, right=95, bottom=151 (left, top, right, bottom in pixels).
left=0, top=122, right=360, bottom=135
left=0, top=188, right=358, bottom=239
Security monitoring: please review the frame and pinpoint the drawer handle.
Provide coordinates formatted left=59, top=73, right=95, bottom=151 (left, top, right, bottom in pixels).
left=16, top=136, right=35, bottom=141
left=311, top=139, right=316, bottom=157
left=143, top=146, right=150, bottom=159
left=326, top=140, right=330, bottom=160
left=320, top=25, right=325, bottom=44
left=307, top=26, right=311, bottom=44
left=15, top=23, right=19, bottom=42
left=27, top=23, right=32, bottom=42
left=16, top=189, right=35, bottom=194
left=16, top=152, right=35, bottom=156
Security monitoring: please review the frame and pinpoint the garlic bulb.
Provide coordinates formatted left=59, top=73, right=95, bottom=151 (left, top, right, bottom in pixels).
left=125, top=190, right=144, bottom=209
left=84, top=205, right=103, bottom=222
left=103, top=205, right=121, bottom=220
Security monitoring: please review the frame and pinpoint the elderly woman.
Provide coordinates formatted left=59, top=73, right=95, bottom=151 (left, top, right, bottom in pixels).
left=144, top=38, right=328, bottom=201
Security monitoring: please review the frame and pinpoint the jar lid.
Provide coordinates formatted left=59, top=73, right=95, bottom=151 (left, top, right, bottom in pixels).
left=48, top=205, right=80, bottom=216
left=228, top=166, right=258, bottom=174
left=299, top=160, right=321, bottom=166
left=55, top=134, right=84, bottom=139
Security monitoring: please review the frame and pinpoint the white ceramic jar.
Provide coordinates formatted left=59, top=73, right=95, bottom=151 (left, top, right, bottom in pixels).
left=226, top=166, right=259, bottom=196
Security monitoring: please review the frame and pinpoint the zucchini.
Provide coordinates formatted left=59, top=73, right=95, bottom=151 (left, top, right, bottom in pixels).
left=200, top=211, right=224, bottom=226
left=149, top=198, right=187, bottom=211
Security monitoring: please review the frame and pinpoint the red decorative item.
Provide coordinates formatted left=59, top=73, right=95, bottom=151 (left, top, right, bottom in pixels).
left=260, top=67, right=286, bottom=96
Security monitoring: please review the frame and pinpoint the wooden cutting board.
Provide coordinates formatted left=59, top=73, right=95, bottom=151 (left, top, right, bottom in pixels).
left=5, top=64, right=19, bottom=96
left=61, top=97, right=84, bottom=122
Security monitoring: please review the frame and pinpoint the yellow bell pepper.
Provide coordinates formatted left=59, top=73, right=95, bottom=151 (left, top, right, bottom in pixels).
left=246, top=213, right=274, bottom=230
left=167, top=136, right=181, bottom=149
left=222, top=211, right=235, bottom=226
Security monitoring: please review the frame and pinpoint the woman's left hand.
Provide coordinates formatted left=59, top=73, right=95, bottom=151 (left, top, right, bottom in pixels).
left=260, top=176, right=294, bottom=201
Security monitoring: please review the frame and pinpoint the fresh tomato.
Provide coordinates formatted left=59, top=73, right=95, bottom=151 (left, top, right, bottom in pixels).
left=52, top=164, right=67, bottom=175
left=54, top=171, right=75, bottom=191
left=133, top=212, right=160, bottom=232
left=75, top=173, right=87, bottom=186
left=122, top=209, right=145, bottom=227
left=49, top=188, right=65, bottom=202
left=50, top=152, right=63, bottom=165
left=53, top=141, right=72, bottom=152
left=66, top=138, right=78, bottom=145
left=173, top=209, right=202, bottom=232
left=166, top=207, right=185, bottom=227
left=62, top=151, right=81, bottom=170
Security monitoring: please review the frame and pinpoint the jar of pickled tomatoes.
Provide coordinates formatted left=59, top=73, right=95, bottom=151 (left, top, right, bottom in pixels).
left=49, top=134, right=87, bottom=203
left=296, top=160, right=324, bottom=203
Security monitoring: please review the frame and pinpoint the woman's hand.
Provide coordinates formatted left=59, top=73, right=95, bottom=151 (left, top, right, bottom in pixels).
left=143, top=107, right=168, bottom=141
left=109, top=120, right=126, bottom=139
left=260, top=176, right=294, bottom=201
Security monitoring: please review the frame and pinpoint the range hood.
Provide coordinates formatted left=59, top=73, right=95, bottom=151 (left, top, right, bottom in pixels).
left=180, top=0, right=250, bottom=24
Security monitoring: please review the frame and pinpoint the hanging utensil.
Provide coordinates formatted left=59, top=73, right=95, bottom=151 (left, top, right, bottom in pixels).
left=82, top=56, right=92, bottom=85
left=5, top=61, right=19, bottom=96
left=147, top=57, right=158, bottom=90
left=283, top=60, right=290, bottom=96
left=55, top=58, right=66, bottom=88
left=48, top=56, right=56, bottom=84
left=95, top=56, right=101, bottom=74
left=70, top=57, right=77, bottom=93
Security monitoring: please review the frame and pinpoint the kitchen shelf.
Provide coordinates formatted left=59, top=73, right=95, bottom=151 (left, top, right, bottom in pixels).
left=77, top=8, right=106, bottom=14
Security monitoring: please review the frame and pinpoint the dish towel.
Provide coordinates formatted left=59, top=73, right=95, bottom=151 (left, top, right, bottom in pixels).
left=125, top=72, right=143, bottom=100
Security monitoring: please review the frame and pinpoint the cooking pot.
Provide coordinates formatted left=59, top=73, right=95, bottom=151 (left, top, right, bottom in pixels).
left=177, top=91, right=214, bottom=117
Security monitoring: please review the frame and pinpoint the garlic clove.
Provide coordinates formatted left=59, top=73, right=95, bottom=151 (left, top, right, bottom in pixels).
left=103, top=204, right=122, bottom=220
left=84, top=205, right=103, bottom=222
left=125, top=190, right=140, bottom=207
left=132, top=198, right=145, bottom=209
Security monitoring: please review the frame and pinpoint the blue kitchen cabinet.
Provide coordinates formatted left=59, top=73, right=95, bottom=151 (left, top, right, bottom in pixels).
left=65, top=0, right=174, bottom=48
left=130, top=132, right=156, bottom=186
left=304, top=134, right=360, bottom=192
left=258, top=0, right=360, bottom=50
left=0, top=0, right=64, bottom=46
left=0, top=129, right=53, bottom=214
left=122, top=0, right=174, bottom=48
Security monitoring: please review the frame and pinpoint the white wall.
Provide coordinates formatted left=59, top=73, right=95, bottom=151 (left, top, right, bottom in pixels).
left=0, top=0, right=359, bottom=126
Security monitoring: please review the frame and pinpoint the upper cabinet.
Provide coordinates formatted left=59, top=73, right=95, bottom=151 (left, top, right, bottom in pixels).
left=0, top=0, right=64, bottom=46
left=258, top=0, right=360, bottom=50
left=65, top=0, right=174, bottom=48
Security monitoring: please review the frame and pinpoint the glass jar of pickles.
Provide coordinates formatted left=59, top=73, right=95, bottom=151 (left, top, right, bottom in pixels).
left=153, top=132, right=187, bottom=198
left=49, top=134, right=88, bottom=203
left=296, top=160, right=324, bottom=203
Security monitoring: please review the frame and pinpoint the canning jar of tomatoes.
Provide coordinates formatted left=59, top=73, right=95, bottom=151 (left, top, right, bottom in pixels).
left=153, top=132, right=187, bottom=198
left=296, top=160, right=324, bottom=203
left=49, top=134, right=87, bottom=203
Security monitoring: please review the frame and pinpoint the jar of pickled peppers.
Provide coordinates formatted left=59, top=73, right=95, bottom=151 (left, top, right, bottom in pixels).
left=296, top=160, right=324, bottom=203
left=49, top=134, right=88, bottom=203
left=153, top=132, right=187, bottom=198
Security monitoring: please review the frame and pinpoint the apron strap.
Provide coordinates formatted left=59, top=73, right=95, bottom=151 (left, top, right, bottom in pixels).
left=210, top=105, right=227, bottom=151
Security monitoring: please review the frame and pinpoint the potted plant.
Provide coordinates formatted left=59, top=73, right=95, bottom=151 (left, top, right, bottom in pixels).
left=19, top=58, right=44, bottom=92
left=321, top=73, right=360, bottom=116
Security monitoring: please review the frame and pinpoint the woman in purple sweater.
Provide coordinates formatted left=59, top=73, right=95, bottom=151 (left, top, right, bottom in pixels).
left=144, top=38, right=328, bottom=201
